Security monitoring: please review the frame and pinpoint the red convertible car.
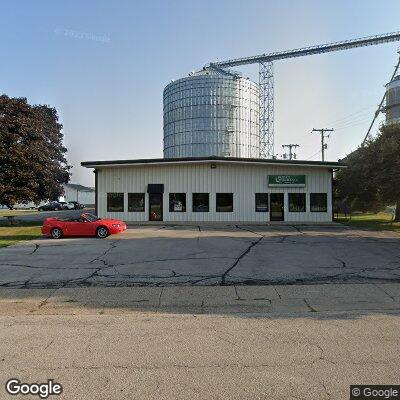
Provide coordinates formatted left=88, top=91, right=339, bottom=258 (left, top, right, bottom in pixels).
left=42, top=213, right=127, bottom=239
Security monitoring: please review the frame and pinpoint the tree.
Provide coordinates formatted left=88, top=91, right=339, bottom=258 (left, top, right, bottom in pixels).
left=335, top=123, right=400, bottom=221
left=0, top=95, right=71, bottom=208
left=372, top=124, right=400, bottom=221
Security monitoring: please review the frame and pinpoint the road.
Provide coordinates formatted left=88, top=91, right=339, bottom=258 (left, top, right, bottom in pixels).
left=0, top=224, right=399, bottom=288
left=0, top=285, right=400, bottom=400
left=0, top=208, right=95, bottom=223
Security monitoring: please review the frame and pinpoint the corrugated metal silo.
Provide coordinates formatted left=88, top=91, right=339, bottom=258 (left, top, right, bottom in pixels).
left=163, top=68, right=260, bottom=158
left=386, top=75, right=400, bottom=125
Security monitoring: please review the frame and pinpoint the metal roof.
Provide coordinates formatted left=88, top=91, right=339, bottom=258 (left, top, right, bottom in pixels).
left=81, top=156, right=345, bottom=169
left=64, top=183, right=95, bottom=192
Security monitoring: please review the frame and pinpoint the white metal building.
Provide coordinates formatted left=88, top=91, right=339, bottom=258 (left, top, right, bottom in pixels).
left=81, top=157, right=344, bottom=223
left=60, top=183, right=95, bottom=206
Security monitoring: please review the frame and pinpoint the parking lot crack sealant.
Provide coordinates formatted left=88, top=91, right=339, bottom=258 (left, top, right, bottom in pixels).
left=29, top=244, right=40, bottom=255
left=221, top=236, right=263, bottom=285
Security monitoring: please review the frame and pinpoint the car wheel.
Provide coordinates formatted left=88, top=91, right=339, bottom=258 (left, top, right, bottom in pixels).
left=96, top=226, right=109, bottom=239
left=51, top=228, right=63, bottom=239
left=38, top=208, right=43, bottom=212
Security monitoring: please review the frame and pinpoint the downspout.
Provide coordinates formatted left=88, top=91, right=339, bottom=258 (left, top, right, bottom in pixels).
left=331, top=168, right=334, bottom=222
left=94, top=169, right=98, bottom=216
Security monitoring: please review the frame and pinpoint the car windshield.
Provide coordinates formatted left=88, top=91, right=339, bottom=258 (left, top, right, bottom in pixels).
left=82, top=213, right=100, bottom=222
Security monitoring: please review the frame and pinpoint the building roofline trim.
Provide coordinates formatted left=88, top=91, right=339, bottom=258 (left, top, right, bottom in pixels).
left=81, top=156, right=346, bottom=169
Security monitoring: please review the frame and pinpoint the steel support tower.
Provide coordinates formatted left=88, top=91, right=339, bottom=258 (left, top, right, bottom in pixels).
left=259, top=61, right=274, bottom=158
left=210, top=31, right=400, bottom=158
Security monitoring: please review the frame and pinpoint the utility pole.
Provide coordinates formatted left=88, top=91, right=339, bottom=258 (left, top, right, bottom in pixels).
left=311, top=128, right=334, bottom=161
left=282, top=144, right=299, bottom=160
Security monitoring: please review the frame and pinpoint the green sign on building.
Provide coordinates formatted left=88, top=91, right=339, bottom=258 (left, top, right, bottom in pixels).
left=268, top=175, right=306, bottom=187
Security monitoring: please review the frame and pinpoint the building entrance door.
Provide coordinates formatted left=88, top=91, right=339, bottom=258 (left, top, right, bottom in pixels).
left=270, top=193, right=284, bottom=221
left=149, top=193, right=163, bottom=221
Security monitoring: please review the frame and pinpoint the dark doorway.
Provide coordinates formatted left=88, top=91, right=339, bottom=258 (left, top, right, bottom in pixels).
left=149, top=193, right=163, bottom=221
left=270, top=193, right=284, bottom=221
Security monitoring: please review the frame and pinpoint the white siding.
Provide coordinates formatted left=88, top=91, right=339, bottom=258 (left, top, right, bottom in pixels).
left=96, top=162, right=333, bottom=223
left=63, top=186, right=95, bottom=205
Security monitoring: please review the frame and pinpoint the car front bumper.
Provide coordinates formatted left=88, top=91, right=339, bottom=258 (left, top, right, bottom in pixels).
left=109, top=224, right=127, bottom=234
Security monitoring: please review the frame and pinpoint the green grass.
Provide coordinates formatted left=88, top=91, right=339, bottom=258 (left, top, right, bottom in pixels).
left=336, top=212, right=400, bottom=234
left=0, top=209, right=39, bottom=217
left=0, top=220, right=42, bottom=247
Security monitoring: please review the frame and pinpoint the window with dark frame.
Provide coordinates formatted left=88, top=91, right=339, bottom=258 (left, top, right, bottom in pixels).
left=310, top=193, right=327, bottom=212
left=192, top=193, right=209, bottom=212
left=169, top=193, right=186, bottom=212
left=128, top=193, right=145, bottom=212
left=289, top=193, right=306, bottom=212
left=107, top=193, right=124, bottom=212
left=216, top=193, right=233, bottom=212
left=255, top=193, right=268, bottom=212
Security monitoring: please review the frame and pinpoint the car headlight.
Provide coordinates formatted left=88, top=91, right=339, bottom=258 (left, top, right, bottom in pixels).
left=112, top=224, right=120, bottom=227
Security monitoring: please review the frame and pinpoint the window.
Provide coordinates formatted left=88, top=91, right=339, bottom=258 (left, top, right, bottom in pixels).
left=193, top=193, right=209, bottom=212
left=107, top=193, right=124, bottom=212
left=310, top=193, right=327, bottom=212
left=255, top=193, right=268, bottom=212
left=289, top=193, right=306, bottom=212
left=128, top=193, right=145, bottom=212
left=216, top=193, right=233, bottom=212
left=169, top=193, right=186, bottom=212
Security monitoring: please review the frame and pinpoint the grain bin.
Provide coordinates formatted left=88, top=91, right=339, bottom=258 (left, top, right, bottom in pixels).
left=163, top=68, right=260, bottom=158
left=386, top=75, right=400, bottom=125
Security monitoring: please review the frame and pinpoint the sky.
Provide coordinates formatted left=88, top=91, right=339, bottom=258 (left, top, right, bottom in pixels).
left=1, top=0, right=400, bottom=186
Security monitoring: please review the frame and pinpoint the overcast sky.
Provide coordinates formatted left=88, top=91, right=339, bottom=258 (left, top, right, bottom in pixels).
left=2, top=0, right=400, bottom=186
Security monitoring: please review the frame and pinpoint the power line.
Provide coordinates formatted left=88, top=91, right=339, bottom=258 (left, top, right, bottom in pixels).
left=327, top=107, right=376, bottom=127
left=305, top=149, right=322, bottom=161
left=334, top=116, right=374, bottom=130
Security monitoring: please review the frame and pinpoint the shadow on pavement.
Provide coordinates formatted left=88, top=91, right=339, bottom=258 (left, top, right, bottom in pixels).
left=0, top=224, right=399, bottom=319
left=0, top=283, right=399, bottom=321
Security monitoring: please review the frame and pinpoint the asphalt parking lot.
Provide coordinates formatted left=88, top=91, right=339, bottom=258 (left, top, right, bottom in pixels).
left=1, top=224, right=400, bottom=400
left=0, top=224, right=399, bottom=288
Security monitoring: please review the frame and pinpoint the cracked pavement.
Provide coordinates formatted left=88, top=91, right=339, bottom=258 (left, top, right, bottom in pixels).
left=1, top=225, right=400, bottom=399
left=1, top=224, right=400, bottom=288
left=1, top=311, right=400, bottom=400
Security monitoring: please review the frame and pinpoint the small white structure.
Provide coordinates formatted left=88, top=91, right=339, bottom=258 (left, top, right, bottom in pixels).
left=82, top=157, right=344, bottom=223
left=61, top=183, right=95, bottom=206
left=0, top=183, right=94, bottom=210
